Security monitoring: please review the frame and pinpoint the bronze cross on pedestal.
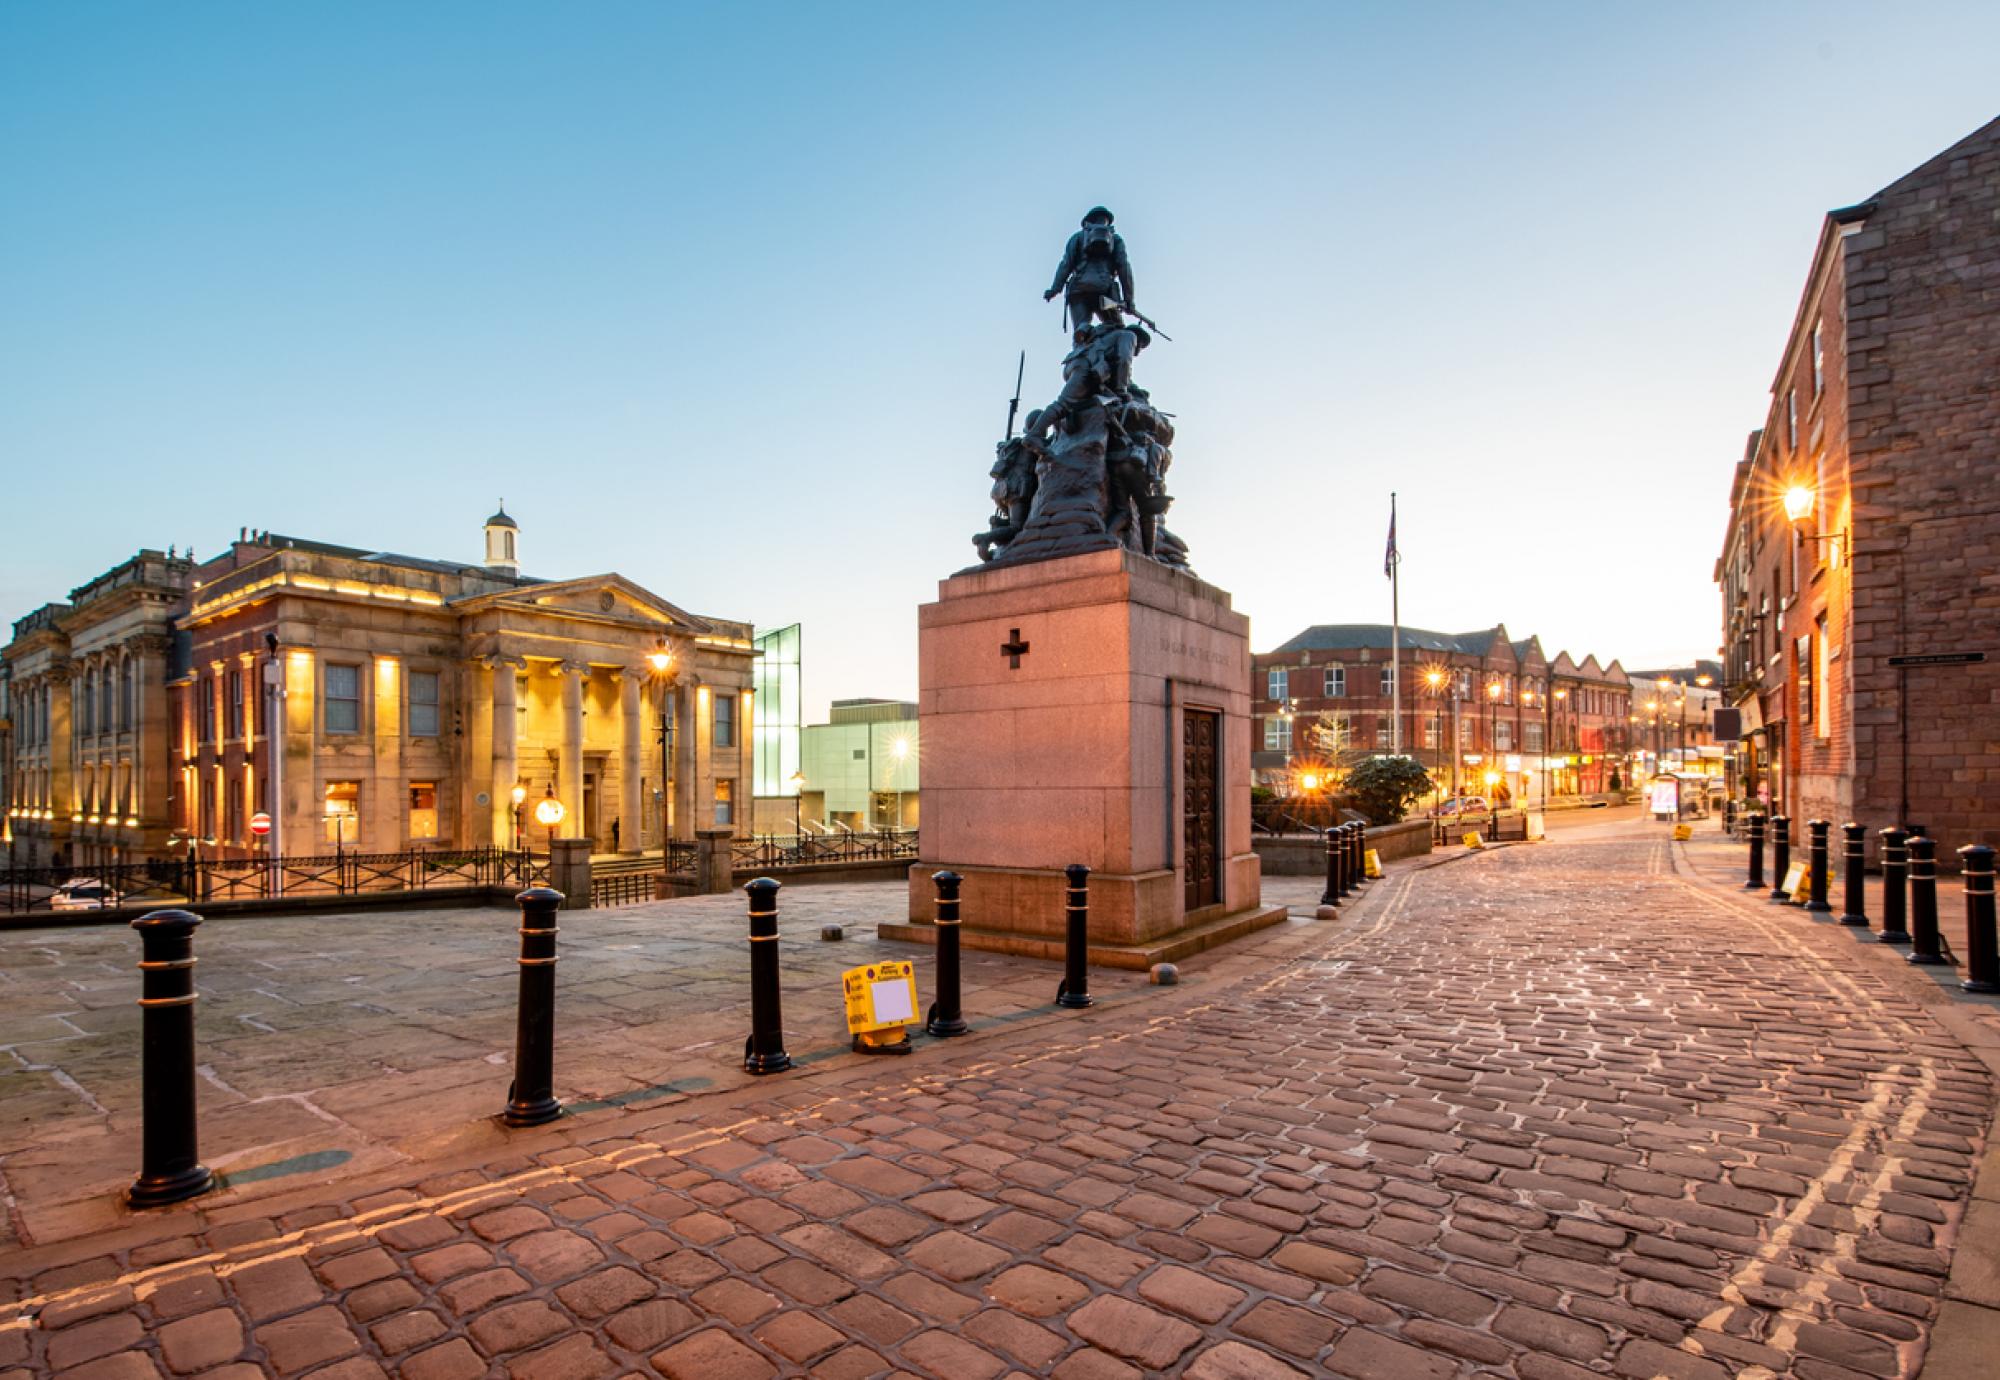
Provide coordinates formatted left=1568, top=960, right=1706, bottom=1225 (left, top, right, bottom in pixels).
left=1000, top=629, right=1030, bottom=670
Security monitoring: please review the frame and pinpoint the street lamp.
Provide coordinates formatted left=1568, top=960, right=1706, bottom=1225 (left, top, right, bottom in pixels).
left=647, top=639, right=675, bottom=851
left=789, top=769, right=806, bottom=842
left=509, top=783, right=527, bottom=853
left=889, top=735, right=910, bottom=832
left=533, top=784, right=566, bottom=853
left=1423, top=667, right=1447, bottom=803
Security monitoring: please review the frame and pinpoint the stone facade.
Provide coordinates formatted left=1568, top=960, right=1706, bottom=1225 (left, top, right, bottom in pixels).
left=1718, top=115, right=2000, bottom=856
left=3, top=551, right=194, bottom=868
left=172, top=529, right=757, bottom=860
left=1252, top=624, right=1637, bottom=802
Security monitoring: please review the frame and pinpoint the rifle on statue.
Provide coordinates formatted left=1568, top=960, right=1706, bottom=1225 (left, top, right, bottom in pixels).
left=1118, top=303, right=1171, bottom=342
left=1004, top=349, right=1025, bottom=438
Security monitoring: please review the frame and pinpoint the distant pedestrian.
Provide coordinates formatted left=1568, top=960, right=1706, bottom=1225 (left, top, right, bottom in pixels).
left=611, top=818, right=620, bottom=852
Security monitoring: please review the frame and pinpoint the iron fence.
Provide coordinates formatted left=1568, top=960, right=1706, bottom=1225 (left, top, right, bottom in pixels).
left=2, top=847, right=547, bottom=917
left=729, top=829, right=918, bottom=872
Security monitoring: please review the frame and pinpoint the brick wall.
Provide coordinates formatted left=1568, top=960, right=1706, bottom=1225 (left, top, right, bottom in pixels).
left=1844, top=118, right=2000, bottom=851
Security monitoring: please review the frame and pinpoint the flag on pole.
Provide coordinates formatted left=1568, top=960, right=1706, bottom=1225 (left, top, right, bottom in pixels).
left=1384, top=496, right=1398, bottom=578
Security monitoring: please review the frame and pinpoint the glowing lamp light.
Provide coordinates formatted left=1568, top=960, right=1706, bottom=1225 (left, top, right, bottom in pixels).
left=1483, top=771, right=1501, bottom=788
left=1299, top=772, right=1321, bottom=793
left=533, top=791, right=567, bottom=829
left=510, top=784, right=527, bottom=808
left=1486, top=682, right=1502, bottom=700
left=647, top=638, right=673, bottom=674
left=890, top=736, right=910, bottom=761
left=1782, top=484, right=1815, bottom=525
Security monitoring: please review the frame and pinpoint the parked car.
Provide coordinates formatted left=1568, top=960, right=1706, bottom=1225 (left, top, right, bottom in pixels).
left=50, top=877, right=121, bottom=911
left=1433, top=796, right=1491, bottom=817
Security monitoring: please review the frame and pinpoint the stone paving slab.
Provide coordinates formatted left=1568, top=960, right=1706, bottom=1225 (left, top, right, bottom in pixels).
left=1, top=818, right=1995, bottom=1377
left=0, top=881, right=1194, bottom=1251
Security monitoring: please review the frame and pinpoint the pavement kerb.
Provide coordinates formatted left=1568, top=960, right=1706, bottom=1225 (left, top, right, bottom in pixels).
left=0, top=855, right=1429, bottom=1287
left=1668, top=826, right=2000, bottom=1378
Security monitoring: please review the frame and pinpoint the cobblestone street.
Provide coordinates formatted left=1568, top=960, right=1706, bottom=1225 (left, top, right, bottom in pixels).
left=4, top=818, right=1998, bottom=1379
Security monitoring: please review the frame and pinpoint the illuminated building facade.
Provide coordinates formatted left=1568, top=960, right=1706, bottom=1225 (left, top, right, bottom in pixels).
left=169, top=515, right=758, bottom=860
left=3, top=550, right=195, bottom=868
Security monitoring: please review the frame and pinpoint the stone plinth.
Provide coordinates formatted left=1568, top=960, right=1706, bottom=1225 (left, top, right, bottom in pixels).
left=887, top=548, right=1275, bottom=964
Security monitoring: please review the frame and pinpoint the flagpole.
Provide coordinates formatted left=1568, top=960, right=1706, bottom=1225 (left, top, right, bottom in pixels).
left=1390, top=493, right=1401, bottom=755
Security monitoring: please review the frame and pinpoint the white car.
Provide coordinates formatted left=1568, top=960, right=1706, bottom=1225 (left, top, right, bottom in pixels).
left=49, top=877, right=121, bottom=911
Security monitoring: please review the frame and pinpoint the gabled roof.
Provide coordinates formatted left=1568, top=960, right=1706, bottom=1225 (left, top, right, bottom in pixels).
left=1268, top=623, right=1507, bottom=657
left=452, top=573, right=715, bottom=635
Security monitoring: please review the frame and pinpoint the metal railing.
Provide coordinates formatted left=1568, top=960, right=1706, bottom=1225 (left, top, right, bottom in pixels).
left=729, top=829, right=918, bottom=871
left=3, top=847, right=547, bottom=917
left=591, top=870, right=661, bottom=908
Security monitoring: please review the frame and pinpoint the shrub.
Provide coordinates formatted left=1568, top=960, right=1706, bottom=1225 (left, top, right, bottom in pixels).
left=1345, top=755, right=1434, bottom=825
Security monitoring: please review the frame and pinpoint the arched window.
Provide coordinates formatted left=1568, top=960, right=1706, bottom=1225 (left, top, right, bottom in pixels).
left=80, top=670, right=95, bottom=736
left=101, top=667, right=114, bottom=735
left=504, top=531, right=515, bottom=560
left=120, top=660, right=134, bottom=731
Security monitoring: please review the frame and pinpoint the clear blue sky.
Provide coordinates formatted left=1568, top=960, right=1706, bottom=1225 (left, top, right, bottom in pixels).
left=5, top=3, right=1996, bottom=719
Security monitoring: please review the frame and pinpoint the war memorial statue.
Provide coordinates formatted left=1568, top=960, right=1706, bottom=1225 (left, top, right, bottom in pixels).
left=973, top=208, right=1192, bottom=571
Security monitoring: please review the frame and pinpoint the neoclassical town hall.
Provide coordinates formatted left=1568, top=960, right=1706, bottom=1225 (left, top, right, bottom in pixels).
left=3, top=511, right=756, bottom=867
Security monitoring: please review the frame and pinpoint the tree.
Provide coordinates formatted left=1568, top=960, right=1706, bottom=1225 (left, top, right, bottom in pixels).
left=1345, top=755, right=1434, bottom=825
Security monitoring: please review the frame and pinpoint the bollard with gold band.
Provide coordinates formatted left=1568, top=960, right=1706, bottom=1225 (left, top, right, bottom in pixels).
left=1335, top=822, right=1354, bottom=898
left=926, top=870, right=969, bottom=1038
left=1056, top=863, right=1094, bottom=1009
left=1743, top=811, right=1766, bottom=890
left=502, top=886, right=564, bottom=1127
left=1838, top=822, right=1869, bottom=928
left=1959, top=845, right=1997, bottom=994
left=1805, top=819, right=1833, bottom=913
left=1877, top=827, right=1911, bottom=944
left=1350, top=821, right=1369, bottom=889
left=1767, top=815, right=1791, bottom=903
left=743, top=877, right=793, bottom=1074
left=1905, top=836, right=1946, bottom=966
left=1318, top=828, right=1341, bottom=910
left=128, top=909, right=215, bottom=1207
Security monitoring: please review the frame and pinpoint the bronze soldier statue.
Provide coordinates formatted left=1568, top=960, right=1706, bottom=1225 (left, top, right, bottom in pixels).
left=1044, top=207, right=1135, bottom=333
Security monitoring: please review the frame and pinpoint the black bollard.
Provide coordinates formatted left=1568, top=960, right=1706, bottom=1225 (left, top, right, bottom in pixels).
left=1056, top=863, right=1093, bottom=1009
left=1351, top=822, right=1369, bottom=887
left=1318, top=828, right=1341, bottom=908
left=1838, top=823, right=1869, bottom=927
left=1334, top=823, right=1353, bottom=898
left=502, top=886, right=564, bottom=1127
left=743, top=877, right=793, bottom=1073
left=1743, top=812, right=1766, bottom=890
left=1959, top=845, right=1997, bottom=994
left=1805, top=820, right=1833, bottom=913
left=128, top=910, right=215, bottom=1207
left=1877, top=827, right=1911, bottom=945
left=926, top=871, right=969, bottom=1038
left=1906, top=836, right=1946, bottom=966
left=1768, top=816, right=1792, bottom=903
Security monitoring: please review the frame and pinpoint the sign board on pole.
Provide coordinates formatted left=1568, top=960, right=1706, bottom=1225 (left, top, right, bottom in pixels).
left=1648, top=780, right=1679, bottom=816
left=249, top=812, right=272, bottom=837
left=1887, top=652, right=1987, bottom=667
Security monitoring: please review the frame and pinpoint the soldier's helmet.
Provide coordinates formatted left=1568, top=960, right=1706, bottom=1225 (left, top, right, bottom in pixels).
left=1081, top=206, right=1114, bottom=226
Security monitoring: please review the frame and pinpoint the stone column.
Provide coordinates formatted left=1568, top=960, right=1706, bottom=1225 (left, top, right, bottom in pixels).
left=618, top=668, right=643, bottom=853
left=488, top=656, right=520, bottom=849
left=673, top=679, right=697, bottom=842
left=47, top=664, right=74, bottom=858
left=559, top=663, right=587, bottom=840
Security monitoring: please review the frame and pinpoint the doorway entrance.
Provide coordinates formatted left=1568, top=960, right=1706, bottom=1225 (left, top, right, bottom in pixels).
left=1183, top=708, right=1221, bottom=912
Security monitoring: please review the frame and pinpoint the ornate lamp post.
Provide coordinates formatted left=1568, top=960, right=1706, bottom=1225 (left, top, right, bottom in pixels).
left=509, top=783, right=527, bottom=853
left=789, top=770, right=806, bottom=841
left=1423, top=668, right=1446, bottom=804
left=647, top=639, right=675, bottom=849
left=889, top=735, right=910, bottom=832
left=533, top=785, right=565, bottom=855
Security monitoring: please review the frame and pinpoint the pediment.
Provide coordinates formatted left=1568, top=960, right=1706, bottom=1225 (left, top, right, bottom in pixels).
left=456, top=575, right=713, bottom=634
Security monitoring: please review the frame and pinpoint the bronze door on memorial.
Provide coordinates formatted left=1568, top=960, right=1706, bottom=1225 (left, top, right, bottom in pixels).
left=1183, top=709, right=1221, bottom=911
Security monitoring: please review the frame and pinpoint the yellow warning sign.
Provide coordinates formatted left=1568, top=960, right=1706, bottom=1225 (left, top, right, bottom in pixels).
left=1672, top=823, right=1692, bottom=841
left=1779, top=861, right=1807, bottom=900
left=843, top=961, right=920, bottom=1036
left=1463, top=832, right=1485, bottom=850
left=1364, top=849, right=1382, bottom=879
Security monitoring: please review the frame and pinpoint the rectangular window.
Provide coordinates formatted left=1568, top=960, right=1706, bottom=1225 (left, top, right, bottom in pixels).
left=1787, top=389, right=1798, bottom=449
left=1375, top=720, right=1392, bottom=748
left=1267, top=667, right=1288, bottom=701
left=714, top=778, right=735, bottom=827
left=1796, top=635, right=1814, bottom=728
left=200, top=778, right=215, bottom=838
left=1262, top=717, right=1289, bottom=752
left=1423, top=719, right=1441, bottom=749
left=713, top=694, right=736, bottom=749
left=409, top=782, right=439, bottom=839
left=1525, top=722, right=1544, bottom=752
left=196, top=677, right=213, bottom=744
left=1814, top=617, right=1830, bottom=738
left=227, top=670, right=244, bottom=739
left=324, top=665, right=360, bottom=734
left=1327, top=714, right=1352, bottom=749
left=1812, top=320, right=1824, bottom=396
left=1496, top=720, right=1514, bottom=751
left=225, top=781, right=243, bottom=842
left=1323, top=667, right=1345, bottom=698
left=1379, top=666, right=1395, bottom=697
left=324, top=781, right=360, bottom=844
left=409, top=671, right=440, bottom=737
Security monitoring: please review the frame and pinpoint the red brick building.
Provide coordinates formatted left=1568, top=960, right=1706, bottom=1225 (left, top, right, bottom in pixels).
left=1250, top=625, right=1635, bottom=804
left=1718, top=115, right=2000, bottom=854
